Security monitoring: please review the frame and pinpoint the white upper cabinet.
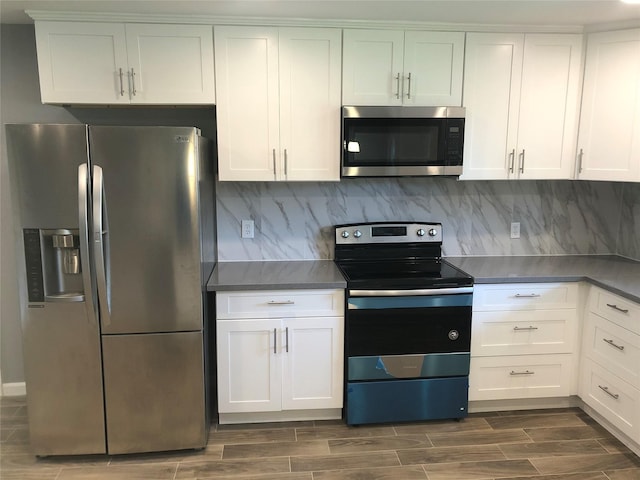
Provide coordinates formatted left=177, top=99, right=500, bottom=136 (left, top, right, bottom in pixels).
left=461, top=33, right=582, bottom=180
left=576, top=29, right=640, bottom=182
left=215, top=26, right=342, bottom=181
left=34, top=21, right=215, bottom=104
left=342, top=29, right=464, bottom=106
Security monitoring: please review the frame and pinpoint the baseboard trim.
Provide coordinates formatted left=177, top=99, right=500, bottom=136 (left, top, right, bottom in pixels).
left=1, top=382, right=26, bottom=397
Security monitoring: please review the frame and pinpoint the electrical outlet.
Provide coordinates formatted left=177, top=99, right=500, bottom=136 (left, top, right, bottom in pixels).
left=241, top=220, right=255, bottom=239
left=510, top=222, right=521, bottom=239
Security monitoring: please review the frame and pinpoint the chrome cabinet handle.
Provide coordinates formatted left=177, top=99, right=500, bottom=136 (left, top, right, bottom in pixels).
left=284, top=149, right=288, bottom=176
left=273, top=328, right=277, bottom=354
left=519, top=149, right=525, bottom=173
left=606, top=303, right=629, bottom=314
left=118, top=68, right=125, bottom=96
left=130, top=68, right=137, bottom=96
left=514, top=293, right=540, bottom=298
left=406, top=72, right=412, bottom=99
left=603, top=338, right=625, bottom=351
left=267, top=300, right=295, bottom=305
left=514, top=326, right=538, bottom=331
left=508, top=149, right=516, bottom=173
left=394, top=73, right=401, bottom=99
left=272, top=149, right=277, bottom=177
left=578, top=148, right=584, bottom=173
left=285, top=327, right=289, bottom=353
left=599, top=385, right=619, bottom=400
left=510, top=370, right=535, bottom=376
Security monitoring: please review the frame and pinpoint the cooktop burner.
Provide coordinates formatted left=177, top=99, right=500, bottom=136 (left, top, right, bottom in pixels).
left=334, top=221, right=473, bottom=290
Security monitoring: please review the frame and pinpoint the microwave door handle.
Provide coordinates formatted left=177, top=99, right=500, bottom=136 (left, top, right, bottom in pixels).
left=92, top=165, right=112, bottom=326
left=78, top=163, right=98, bottom=325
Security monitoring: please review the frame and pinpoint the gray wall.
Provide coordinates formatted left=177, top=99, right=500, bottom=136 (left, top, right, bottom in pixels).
left=1, top=24, right=639, bottom=386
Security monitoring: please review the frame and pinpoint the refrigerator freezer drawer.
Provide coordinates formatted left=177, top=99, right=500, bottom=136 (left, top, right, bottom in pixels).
left=102, top=331, right=206, bottom=454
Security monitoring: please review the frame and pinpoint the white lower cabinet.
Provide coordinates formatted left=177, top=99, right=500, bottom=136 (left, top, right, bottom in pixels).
left=580, top=286, right=640, bottom=444
left=470, top=283, right=579, bottom=402
left=216, top=290, right=344, bottom=421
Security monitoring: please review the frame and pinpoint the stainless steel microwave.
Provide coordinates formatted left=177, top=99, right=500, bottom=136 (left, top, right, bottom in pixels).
left=341, top=106, right=465, bottom=178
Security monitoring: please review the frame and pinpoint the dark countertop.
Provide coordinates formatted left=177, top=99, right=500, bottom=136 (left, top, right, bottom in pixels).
left=445, top=255, right=640, bottom=303
left=207, top=255, right=640, bottom=303
left=207, top=260, right=347, bottom=291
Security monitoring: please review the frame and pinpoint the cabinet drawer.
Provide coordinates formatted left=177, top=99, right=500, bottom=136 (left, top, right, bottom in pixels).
left=584, top=312, right=640, bottom=389
left=471, top=309, right=577, bottom=356
left=469, top=354, right=574, bottom=401
left=473, top=283, right=579, bottom=311
left=581, top=359, right=640, bottom=442
left=589, top=287, right=640, bottom=335
left=217, top=289, right=344, bottom=319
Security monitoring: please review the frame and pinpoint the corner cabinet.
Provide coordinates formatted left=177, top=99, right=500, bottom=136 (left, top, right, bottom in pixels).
left=461, top=33, right=582, bottom=180
left=215, top=289, right=344, bottom=423
left=342, top=29, right=464, bottom=106
left=580, top=286, right=640, bottom=445
left=214, top=26, right=342, bottom=181
left=34, top=21, right=215, bottom=104
left=576, top=29, right=640, bottom=182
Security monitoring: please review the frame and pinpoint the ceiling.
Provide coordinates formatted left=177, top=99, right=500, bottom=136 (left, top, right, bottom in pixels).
left=1, top=0, right=640, bottom=29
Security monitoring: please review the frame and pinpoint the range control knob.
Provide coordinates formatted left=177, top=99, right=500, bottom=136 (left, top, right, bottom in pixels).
left=416, top=228, right=426, bottom=237
left=428, top=228, right=438, bottom=237
left=341, top=231, right=349, bottom=238
left=353, top=230, right=362, bottom=238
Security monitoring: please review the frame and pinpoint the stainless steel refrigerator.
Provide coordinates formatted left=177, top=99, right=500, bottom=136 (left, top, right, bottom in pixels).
left=6, top=124, right=215, bottom=456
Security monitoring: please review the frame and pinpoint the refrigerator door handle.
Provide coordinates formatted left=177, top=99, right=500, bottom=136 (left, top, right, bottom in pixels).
left=92, top=165, right=112, bottom=325
left=78, top=163, right=98, bottom=326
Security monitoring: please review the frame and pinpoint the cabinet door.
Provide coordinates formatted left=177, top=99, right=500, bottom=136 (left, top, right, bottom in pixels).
left=403, top=31, right=464, bottom=106
left=282, top=317, right=344, bottom=410
left=34, top=21, right=129, bottom=104
left=217, top=319, right=282, bottom=413
left=517, top=34, right=582, bottom=180
left=279, top=28, right=342, bottom=181
left=215, top=26, right=280, bottom=181
left=342, top=29, right=405, bottom=105
left=461, top=33, right=523, bottom=180
left=125, top=24, right=215, bottom=104
left=577, top=29, right=640, bottom=182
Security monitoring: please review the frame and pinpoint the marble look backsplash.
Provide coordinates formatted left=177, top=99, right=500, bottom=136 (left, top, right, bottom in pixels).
left=216, top=179, right=640, bottom=261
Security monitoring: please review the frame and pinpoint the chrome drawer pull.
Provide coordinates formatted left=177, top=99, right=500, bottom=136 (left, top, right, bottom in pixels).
left=598, top=385, right=619, bottom=400
left=606, top=303, right=629, bottom=314
left=603, top=338, right=625, bottom=351
left=514, top=293, right=540, bottom=298
left=514, top=326, right=538, bottom=331
left=510, top=370, right=535, bottom=376
left=267, top=300, right=295, bottom=305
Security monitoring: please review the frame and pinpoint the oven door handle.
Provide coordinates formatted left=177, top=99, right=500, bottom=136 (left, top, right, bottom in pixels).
left=349, top=287, right=473, bottom=297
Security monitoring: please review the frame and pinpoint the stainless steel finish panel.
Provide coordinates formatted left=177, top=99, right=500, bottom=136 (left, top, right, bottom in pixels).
left=102, top=332, right=206, bottom=454
left=342, top=106, right=465, bottom=119
left=6, top=124, right=89, bottom=229
left=22, top=302, right=106, bottom=455
left=348, top=353, right=471, bottom=381
left=342, top=165, right=463, bottom=177
left=336, top=222, right=442, bottom=244
left=88, top=126, right=204, bottom=334
left=348, top=287, right=474, bottom=299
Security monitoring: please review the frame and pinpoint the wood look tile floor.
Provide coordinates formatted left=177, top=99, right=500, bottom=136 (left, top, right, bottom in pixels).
left=1, top=396, right=639, bottom=480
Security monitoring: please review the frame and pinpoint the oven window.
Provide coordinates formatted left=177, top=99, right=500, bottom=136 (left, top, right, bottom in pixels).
left=346, top=305, right=471, bottom=356
left=343, top=118, right=443, bottom=167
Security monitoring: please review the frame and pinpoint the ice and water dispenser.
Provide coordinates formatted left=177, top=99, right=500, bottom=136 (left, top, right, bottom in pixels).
left=23, top=228, right=84, bottom=303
